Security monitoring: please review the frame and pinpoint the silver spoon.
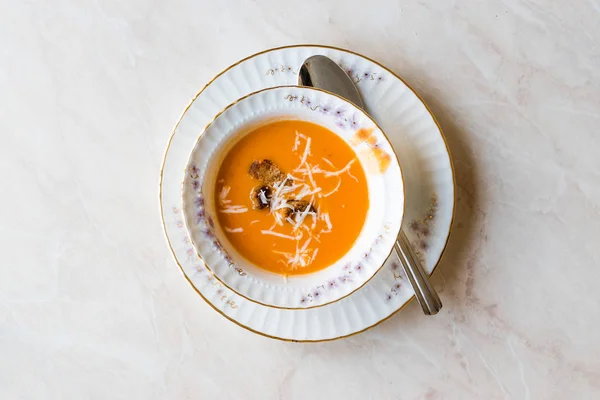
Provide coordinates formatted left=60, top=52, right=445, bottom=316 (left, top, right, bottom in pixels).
left=298, top=55, right=442, bottom=315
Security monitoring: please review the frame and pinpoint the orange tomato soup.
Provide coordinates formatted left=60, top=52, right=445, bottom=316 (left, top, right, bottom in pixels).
left=215, top=120, right=369, bottom=276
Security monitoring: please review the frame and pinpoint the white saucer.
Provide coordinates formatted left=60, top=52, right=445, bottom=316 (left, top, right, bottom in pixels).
left=160, top=45, right=455, bottom=341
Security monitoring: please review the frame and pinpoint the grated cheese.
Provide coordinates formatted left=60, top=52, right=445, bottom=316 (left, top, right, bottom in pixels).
left=261, top=230, right=299, bottom=240
left=220, top=186, right=231, bottom=200
left=319, top=212, right=332, bottom=233
left=219, top=207, right=249, bottom=214
left=286, top=173, right=305, bottom=182
left=293, top=203, right=313, bottom=231
left=346, top=168, right=359, bottom=183
left=292, top=131, right=301, bottom=151
left=321, top=157, right=336, bottom=168
left=299, top=136, right=311, bottom=166
left=258, top=189, right=268, bottom=205
left=219, top=185, right=249, bottom=213
left=273, top=211, right=283, bottom=226
left=225, top=227, right=243, bottom=233
left=300, top=237, right=312, bottom=252
left=322, top=178, right=342, bottom=197
left=310, top=248, right=319, bottom=263
left=304, top=162, right=317, bottom=188
left=315, top=159, right=356, bottom=178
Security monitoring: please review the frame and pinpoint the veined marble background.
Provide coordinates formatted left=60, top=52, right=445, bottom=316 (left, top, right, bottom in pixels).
left=1, top=0, right=599, bottom=399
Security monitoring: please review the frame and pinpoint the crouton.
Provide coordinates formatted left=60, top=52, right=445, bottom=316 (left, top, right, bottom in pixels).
left=251, top=186, right=272, bottom=210
left=248, top=159, right=286, bottom=186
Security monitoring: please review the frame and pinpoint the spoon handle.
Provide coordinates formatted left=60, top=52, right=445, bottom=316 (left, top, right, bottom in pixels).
left=394, top=230, right=442, bottom=315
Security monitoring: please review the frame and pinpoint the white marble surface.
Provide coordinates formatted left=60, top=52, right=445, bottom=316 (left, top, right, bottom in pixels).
left=1, top=0, right=599, bottom=398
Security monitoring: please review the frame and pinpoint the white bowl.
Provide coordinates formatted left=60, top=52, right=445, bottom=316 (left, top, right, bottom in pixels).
left=181, top=86, right=404, bottom=309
